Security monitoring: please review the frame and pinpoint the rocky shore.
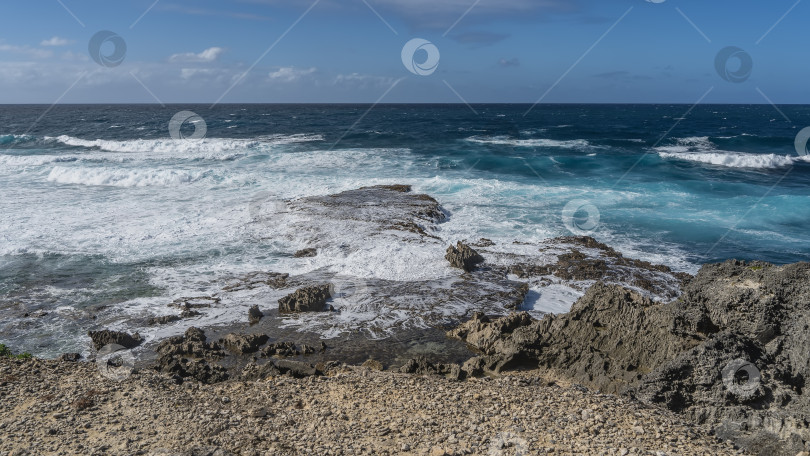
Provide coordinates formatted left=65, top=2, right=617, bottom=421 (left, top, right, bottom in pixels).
left=0, top=357, right=740, bottom=456
left=2, top=185, right=809, bottom=455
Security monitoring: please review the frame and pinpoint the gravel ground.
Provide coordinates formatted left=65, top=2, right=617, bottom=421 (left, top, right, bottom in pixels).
left=0, top=358, right=742, bottom=456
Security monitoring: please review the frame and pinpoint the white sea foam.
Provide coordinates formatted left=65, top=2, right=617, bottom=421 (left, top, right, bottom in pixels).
left=465, top=136, right=591, bottom=149
left=655, top=136, right=808, bottom=169
left=658, top=151, right=806, bottom=169
left=47, top=133, right=323, bottom=154
left=47, top=166, right=207, bottom=187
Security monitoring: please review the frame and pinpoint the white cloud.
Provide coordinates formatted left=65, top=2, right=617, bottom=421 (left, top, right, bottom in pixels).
left=61, top=51, right=88, bottom=62
left=168, top=47, right=225, bottom=63
left=268, top=66, right=316, bottom=82
left=0, top=43, right=53, bottom=59
left=41, top=37, right=73, bottom=47
left=333, top=73, right=397, bottom=88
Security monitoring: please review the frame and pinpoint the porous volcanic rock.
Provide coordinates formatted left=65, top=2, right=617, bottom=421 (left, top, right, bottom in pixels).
left=88, top=329, right=143, bottom=350
left=445, top=242, right=485, bottom=272
left=278, top=284, right=333, bottom=313
left=219, top=334, right=269, bottom=354
left=449, top=260, right=810, bottom=454
left=248, top=305, right=263, bottom=324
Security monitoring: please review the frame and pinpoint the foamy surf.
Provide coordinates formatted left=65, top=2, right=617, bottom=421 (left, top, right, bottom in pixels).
left=47, top=166, right=207, bottom=187
left=47, top=133, right=323, bottom=154
left=465, top=136, right=592, bottom=149
left=656, top=136, right=808, bottom=169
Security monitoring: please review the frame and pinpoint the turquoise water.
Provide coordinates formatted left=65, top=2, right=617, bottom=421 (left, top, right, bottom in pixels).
left=1, top=104, right=808, bottom=356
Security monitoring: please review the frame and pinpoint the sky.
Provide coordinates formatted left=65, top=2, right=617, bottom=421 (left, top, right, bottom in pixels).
left=0, top=0, right=805, bottom=104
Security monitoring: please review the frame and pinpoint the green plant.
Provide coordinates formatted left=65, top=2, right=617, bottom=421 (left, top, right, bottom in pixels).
left=0, top=343, right=32, bottom=360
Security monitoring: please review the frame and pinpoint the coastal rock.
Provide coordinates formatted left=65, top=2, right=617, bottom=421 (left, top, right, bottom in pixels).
left=248, top=305, right=263, bottom=324
left=58, top=353, right=81, bottom=362
left=147, top=310, right=201, bottom=326
left=240, top=362, right=282, bottom=381
left=87, top=329, right=143, bottom=351
left=399, top=356, right=464, bottom=380
left=278, top=284, right=333, bottom=313
left=507, top=236, right=689, bottom=300
left=362, top=359, right=384, bottom=371
left=450, top=260, right=810, bottom=454
left=294, top=248, right=317, bottom=258
left=222, top=272, right=290, bottom=292
left=274, top=359, right=319, bottom=378
left=155, top=327, right=228, bottom=384
left=261, top=341, right=299, bottom=358
left=160, top=358, right=229, bottom=384
left=219, top=334, right=269, bottom=354
left=445, top=242, right=485, bottom=272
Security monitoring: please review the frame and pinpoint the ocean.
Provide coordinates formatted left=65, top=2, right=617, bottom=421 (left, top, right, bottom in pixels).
left=1, top=104, right=809, bottom=358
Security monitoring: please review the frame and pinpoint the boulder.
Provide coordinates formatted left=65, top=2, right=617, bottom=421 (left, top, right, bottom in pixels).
left=219, top=334, right=269, bottom=354
left=248, top=305, right=263, bottom=324
left=274, top=359, right=319, bottom=378
left=278, top=284, right=333, bottom=313
left=262, top=342, right=299, bottom=358
left=399, top=356, right=464, bottom=380
left=294, top=248, right=317, bottom=258
left=88, top=330, right=143, bottom=350
left=445, top=242, right=484, bottom=272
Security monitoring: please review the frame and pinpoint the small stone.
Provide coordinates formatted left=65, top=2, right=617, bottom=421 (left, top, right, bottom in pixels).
left=248, top=305, right=263, bottom=324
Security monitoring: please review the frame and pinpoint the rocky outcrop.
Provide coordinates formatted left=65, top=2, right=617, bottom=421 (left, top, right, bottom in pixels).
left=278, top=284, right=333, bottom=313
left=445, top=242, right=485, bottom=272
left=449, top=260, right=810, bottom=455
left=248, top=305, right=263, bottom=324
left=294, top=248, right=317, bottom=258
left=155, top=327, right=228, bottom=384
left=399, top=356, right=464, bottom=381
left=88, top=330, right=143, bottom=350
left=219, top=334, right=269, bottom=354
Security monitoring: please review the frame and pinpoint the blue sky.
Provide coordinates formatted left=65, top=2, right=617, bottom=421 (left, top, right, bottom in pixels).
left=0, top=0, right=805, bottom=103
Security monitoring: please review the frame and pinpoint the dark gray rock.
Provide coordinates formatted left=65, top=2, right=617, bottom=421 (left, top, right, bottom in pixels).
left=219, top=334, right=269, bottom=354
left=399, top=356, right=464, bottom=380
left=294, top=248, right=317, bottom=258
left=58, top=353, right=81, bottom=362
left=248, top=305, right=263, bottom=324
left=445, top=242, right=484, bottom=272
left=274, top=359, right=318, bottom=378
left=261, top=341, right=299, bottom=358
left=449, top=260, right=810, bottom=454
left=278, top=284, right=333, bottom=313
left=87, top=329, right=143, bottom=350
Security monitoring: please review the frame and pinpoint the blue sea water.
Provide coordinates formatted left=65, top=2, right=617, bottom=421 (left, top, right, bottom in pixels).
left=1, top=104, right=809, bottom=356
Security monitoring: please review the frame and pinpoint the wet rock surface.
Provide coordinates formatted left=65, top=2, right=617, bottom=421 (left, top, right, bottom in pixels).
left=446, top=241, right=485, bottom=272
left=293, top=248, right=317, bottom=258
left=277, top=284, right=334, bottom=313
left=247, top=305, right=263, bottom=324
left=87, top=329, right=143, bottom=350
left=449, top=260, right=810, bottom=455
